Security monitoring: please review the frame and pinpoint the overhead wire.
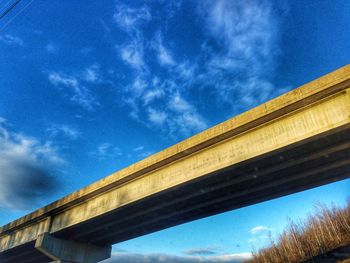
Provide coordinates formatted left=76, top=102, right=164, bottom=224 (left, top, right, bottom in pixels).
left=0, top=0, right=17, bottom=14
left=0, top=0, right=34, bottom=33
left=0, top=0, right=21, bottom=20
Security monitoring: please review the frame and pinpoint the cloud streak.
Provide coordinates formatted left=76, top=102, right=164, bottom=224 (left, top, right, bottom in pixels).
left=113, top=5, right=151, bottom=33
left=250, top=226, right=271, bottom=235
left=47, top=124, right=81, bottom=140
left=184, top=247, right=217, bottom=256
left=153, top=32, right=176, bottom=66
left=0, top=34, right=24, bottom=46
left=48, top=68, right=100, bottom=111
left=89, top=143, right=122, bottom=161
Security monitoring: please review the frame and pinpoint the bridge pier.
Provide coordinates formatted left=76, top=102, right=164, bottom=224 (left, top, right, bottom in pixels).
left=35, top=232, right=111, bottom=263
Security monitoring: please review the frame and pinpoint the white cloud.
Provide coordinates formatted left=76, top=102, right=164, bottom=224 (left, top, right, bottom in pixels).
left=48, top=71, right=99, bottom=111
left=184, top=247, right=217, bottom=256
left=89, top=143, right=122, bottom=161
left=250, top=225, right=271, bottom=235
left=47, top=124, right=80, bottom=140
left=153, top=33, right=176, bottom=66
left=133, top=146, right=144, bottom=152
left=103, top=252, right=252, bottom=263
left=71, top=86, right=98, bottom=110
left=132, top=145, right=153, bottom=159
left=169, top=93, right=192, bottom=112
left=113, top=5, right=151, bottom=32
left=46, top=43, right=58, bottom=53
left=112, top=3, right=209, bottom=137
left=129, top=77, right=147, bottom=95
left=143, top=88, right=164, bottom=105
left=0, top=118, right=63, bottom=210
left=0, top=34, right=24, bottom=46
left=49, top=72, right=78, bottom=88
left=172, top=111, right=208, bottom=135
left=175, top=62, right=197, bottom=80
left=148, top=108, right=167, bottom=125
left=123, top=76, right=208, bottom=136
left=248, top=225, right=272, bottom=247
left=82, top=65, right=100, bottom=83
left=167, top=93, right=207, bottom=134
left=203, top=0, right=278, bottom=69
left=158, top=45, right=175, bottom=66
left=198, top=0, right=286, bottom=111
left=119, top=39, right=145, bottom=70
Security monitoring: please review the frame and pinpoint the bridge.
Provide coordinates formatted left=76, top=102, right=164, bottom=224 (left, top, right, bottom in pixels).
left=1, top=65, right=350, bottom=263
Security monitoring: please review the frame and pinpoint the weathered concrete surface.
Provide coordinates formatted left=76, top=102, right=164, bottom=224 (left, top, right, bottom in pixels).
left=35, top=232, right=111, bottom=263
left=1, top=65, right=350, bottom=262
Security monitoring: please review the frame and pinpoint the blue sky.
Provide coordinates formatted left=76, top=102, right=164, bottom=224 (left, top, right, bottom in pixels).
left=0, top=0, right=350, bottom=262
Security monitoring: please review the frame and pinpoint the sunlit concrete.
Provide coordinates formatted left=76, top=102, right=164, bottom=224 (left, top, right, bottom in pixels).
left=1, top=65, right=350, bottom=262
left=35, top=232, right=111, bottom=263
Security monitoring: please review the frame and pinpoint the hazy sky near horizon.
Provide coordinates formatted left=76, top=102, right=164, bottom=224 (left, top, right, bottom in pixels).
left=0, top=0, right=350, bottom=262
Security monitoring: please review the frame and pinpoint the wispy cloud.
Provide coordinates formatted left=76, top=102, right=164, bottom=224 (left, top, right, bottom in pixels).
left=250, top=225, right=272, bottom=235
left=168, top=93, right=207, bottom=134
left=153, top=32, right=176, bottom=66
left=142, top=88, right=164, bottom=105
left=202, top=0, right=279, bottom=72
left=112, top=1, right=286, bottom=137
left=48, top=69, right=99, bottom=111
left=184, top=247, right=217, bottom=256
left=147, top=107, right=167, bottom=125
left=132, top=145, right=154, bottom=159
left=113, top=4, right=151, bottom=71
left=113, top=5, right=151, bottom=32
left=103, top=252, right=252, bottom=263
left=119, top=39, right=146, bottom=70
left=89, top=143, right=122, bottom=161
left=124, top=76, right=208, bottom=136
left=174, top=61, right=197, bottom=81
left=82, top=64, right=101, bottom=83
left=248, top=225, right=273, bottom=246
left=197, top=0, right=287, bottom=112
left=0, top=118, right=63, bottom=210
left=0, top=34, right=24, bottom=46
left=112, top=3, right=208, bottom=137
left=47, top=124, right=81, bottom=140
left=133, top=146, right=144, bottom=152
left=46, top=43, right=59, bottom=53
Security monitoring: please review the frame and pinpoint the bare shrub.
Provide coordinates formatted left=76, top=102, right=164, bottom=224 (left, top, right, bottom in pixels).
left=248, top=201, right=350, bottom=263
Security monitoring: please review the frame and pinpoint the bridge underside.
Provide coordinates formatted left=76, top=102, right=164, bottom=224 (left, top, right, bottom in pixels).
left=2, top=125, right=350, bottom=263
left=0, top=242, right=51, bottom=263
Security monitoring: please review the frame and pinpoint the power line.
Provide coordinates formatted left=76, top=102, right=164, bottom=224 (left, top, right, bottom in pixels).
left=0, top=0, right=21, bottom=20
left=0, top=0, right=16, bottom=14
left=0, top=0, right=34, bottom=33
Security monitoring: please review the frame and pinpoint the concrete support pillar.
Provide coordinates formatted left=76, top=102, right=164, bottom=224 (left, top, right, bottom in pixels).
left=35, top=232, right=111, bottom=263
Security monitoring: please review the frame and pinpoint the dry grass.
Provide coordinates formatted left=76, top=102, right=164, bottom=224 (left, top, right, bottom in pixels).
left=248, top=201, right=350, bottom=263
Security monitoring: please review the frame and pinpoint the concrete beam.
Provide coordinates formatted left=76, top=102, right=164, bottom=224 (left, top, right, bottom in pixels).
left=35, top=232, right=111, bottom=263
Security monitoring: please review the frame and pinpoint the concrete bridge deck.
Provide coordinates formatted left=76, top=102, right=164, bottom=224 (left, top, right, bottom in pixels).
left=1, top=65, right=350, bottom=262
